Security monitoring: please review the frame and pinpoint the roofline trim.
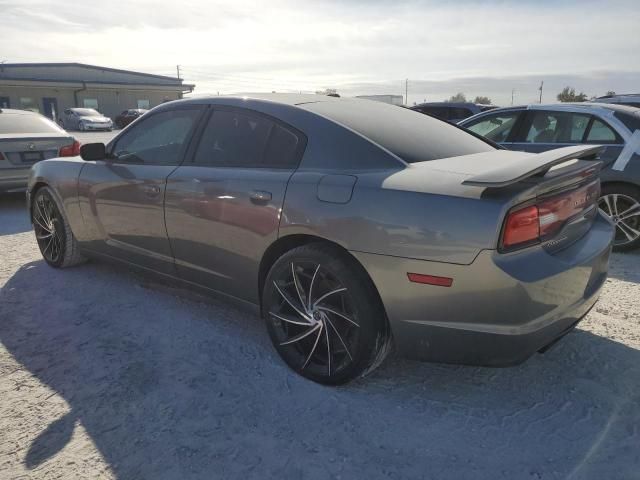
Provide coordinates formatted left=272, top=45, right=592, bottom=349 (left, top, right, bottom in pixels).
left=0, top=62, right=181, bottom=82
left=0, top=76, right=194, bottom=90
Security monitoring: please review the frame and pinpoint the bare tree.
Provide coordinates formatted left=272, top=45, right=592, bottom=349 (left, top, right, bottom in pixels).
left=606, top=91, right=616, bottom=96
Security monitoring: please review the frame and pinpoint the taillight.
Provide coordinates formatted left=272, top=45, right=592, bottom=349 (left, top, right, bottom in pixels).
left=59, top=140, right=81, bottom=157
left=500, top=180, right=600, bottom=252
left=502, top=205, right=540, bottom=249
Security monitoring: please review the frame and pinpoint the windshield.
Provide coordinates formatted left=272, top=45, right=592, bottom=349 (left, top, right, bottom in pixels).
left=73, top=108, right=101, bottom=117
left=0, top=113, right=65, bottom=134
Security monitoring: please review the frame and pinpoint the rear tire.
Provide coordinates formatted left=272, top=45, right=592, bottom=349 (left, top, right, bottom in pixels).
left=32, top=186, right=86, bottom=268
left=262, top=243, right=390, bottom=385
left=599, top=184, right=640, bottom=252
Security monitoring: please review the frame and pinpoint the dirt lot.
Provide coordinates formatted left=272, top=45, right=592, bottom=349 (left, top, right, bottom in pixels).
left=1, top=193, right=639, bottom=480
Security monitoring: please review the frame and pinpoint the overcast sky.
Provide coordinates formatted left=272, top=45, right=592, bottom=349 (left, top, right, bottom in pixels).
left=2, top=0, right=639, bottom=105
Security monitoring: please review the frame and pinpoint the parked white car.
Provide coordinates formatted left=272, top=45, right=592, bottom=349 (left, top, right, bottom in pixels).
left=60, top=108, right=113, bottom=131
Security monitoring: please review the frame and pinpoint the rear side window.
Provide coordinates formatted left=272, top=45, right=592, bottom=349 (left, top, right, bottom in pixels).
left=420, top=107, right=449, bottom=120
left=465, top=111, right=520, bottom=143
left=523, top=111, right=590, bottom=143
left=193, top=109, right=302, bottom=168
left=586, top=119, right=621, bottom=143
left=0, top=113, right=64, bottom=134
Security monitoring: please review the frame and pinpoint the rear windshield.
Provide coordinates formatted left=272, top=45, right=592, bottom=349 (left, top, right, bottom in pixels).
left=302, top=100, right=494, bottom=163
left=614, top=111, right=640, bottom=132
left=0, top=113, right=64, bottom=134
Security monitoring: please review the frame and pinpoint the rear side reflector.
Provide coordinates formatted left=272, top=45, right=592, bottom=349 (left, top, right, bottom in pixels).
left=59, top=140, right=81, bottom=157
left=407, top=272, right=453, bottom=287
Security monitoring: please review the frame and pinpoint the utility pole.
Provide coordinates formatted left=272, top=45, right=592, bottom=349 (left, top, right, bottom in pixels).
left=511, top=88, right=515, bottom=106
left=405, top=79, right=409, bottom=105
left=539, top=81, right=544, bottom=103
left=176, top=65, right=181, bottom=80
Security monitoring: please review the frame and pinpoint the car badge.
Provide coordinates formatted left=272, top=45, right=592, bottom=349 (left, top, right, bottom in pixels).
left=28, top=143, right=36, bottom=150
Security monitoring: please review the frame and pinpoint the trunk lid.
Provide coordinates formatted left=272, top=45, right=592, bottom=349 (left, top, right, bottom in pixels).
left=0, top=134, right=75, bottom=167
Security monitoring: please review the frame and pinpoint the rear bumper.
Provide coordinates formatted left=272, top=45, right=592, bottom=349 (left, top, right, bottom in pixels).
left=0, top=167, right=29, bottom=192
left=351, top=212, right=614, bottom=366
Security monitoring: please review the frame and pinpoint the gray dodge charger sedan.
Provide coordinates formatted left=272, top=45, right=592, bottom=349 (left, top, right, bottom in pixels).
left=27, top=94, right=614, bottom=384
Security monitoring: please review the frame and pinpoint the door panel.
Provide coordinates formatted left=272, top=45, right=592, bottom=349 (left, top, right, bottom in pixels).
left=165, top=167, right=291, bottom=303
left=79, top=162, right=178, bottom=274
left=77, top=106, right=203, bottom=274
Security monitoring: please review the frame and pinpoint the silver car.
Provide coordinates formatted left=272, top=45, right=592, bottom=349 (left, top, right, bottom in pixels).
left=460, top=103, right=640, bottom=251
left=27, top=94, right=614, bottom=384
left=0, top=108, right=78, bottom=193
left=61, top=108, right=113, bottom=131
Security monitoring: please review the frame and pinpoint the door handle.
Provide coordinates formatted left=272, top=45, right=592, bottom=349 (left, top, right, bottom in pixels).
left=250, top=190, right=272, bottom=204
left=142, top=185, right=161, bottom=197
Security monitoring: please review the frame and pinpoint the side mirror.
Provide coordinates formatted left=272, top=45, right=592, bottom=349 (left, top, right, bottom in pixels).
left=80, top=143, right=106, bottom=161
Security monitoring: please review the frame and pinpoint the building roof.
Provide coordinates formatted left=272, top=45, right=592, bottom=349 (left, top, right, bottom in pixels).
left=0, top=62, right=194, bottom=90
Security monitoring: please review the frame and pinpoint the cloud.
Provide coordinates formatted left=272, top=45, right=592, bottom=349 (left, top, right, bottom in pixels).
left=0, top=0, right=638, bottom=104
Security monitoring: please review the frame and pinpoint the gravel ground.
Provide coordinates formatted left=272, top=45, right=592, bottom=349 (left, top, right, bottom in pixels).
left=0, top=192, right=639, bottom=480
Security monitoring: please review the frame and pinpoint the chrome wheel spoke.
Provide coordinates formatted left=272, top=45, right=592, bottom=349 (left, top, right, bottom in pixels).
left=316, top=305, right=360, bottom=327
left=291, top=263, right=308, bottom=315
left=312, top=287, right=347, bottom=309
left=617, top=221, right=640, bottom=242
left=273, top=281, right=311, bottom=321
left=325, top=316, right=353, bottom=361
left=36, top=232, right=53, bottom=240
left=611, top=194, right=620, bottom=216
left=601, top=195, right=614, bottom=216
left=302, top=325, right=323, bottom=370
left=307, top=264, right=320, bottom=311
left=323, top=318, right=332, bottom=375
left=270, top=311, right=312, bottom=327
left=280, top=323, right=320, bottom=346
left=619, top=202, right=640, bottom=221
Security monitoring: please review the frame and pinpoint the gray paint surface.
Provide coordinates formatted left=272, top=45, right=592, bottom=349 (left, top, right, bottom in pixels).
left=28, top=93, right=614, bottom=364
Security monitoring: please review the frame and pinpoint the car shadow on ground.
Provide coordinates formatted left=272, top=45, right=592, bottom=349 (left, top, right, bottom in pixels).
left=0, top=193, right=30, bottom=236
left=1, top=260, right=639, bottom=479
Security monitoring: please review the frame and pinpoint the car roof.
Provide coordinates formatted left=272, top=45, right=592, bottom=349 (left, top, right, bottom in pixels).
left=0, top=108, right=37, bottom=115
left=411, top=102, right=485, bottom=108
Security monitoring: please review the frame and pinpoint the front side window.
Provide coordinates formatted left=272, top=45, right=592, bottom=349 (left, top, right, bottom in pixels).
left=524, top=111, right=590, bottom=143
left=193, top=109, right=301, bottom=168
left=586, top=119, right=621, bottom=143
left=112, top=108, right=201, bottom=165
left=465, top=111, right=520, bottom=143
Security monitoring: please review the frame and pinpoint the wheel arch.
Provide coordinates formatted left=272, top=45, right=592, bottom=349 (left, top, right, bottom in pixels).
left=600, top=180, right=640, bottom=193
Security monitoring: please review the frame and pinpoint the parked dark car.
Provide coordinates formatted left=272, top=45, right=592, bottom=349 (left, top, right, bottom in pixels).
left=115, top=109, right=148, bottom=129
left=28, top=94, right=613, bottom=384
left=0, top=108, right=79, bottom=192
left=460, top=103, right=640, bottom=251
left=410, top=102, right=497, bottom=123
left=593, top=94, right=640, bottom=108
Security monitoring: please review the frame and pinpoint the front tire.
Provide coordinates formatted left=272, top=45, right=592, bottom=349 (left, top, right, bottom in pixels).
left=262, top=244, right=390, bottom=384
left=32, top=187, right=86, bottom=268
left=599, top=184, right=640, bottom=252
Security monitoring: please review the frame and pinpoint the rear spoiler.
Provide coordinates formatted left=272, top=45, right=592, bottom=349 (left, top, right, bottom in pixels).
left=462, top=145, right=604, bottom=188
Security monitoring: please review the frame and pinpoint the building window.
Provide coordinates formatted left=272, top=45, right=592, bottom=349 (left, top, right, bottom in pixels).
left=20, top=97, right=39, bottom=112
left=83, top=98, right=99, bottom=109
left=137, top=99, right=150, bottom=109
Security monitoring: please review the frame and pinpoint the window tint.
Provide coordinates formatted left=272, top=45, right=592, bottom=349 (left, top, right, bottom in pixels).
left=449, top=107, right=473, bottom=120
left=193, top=109, right=301, bottom=168
left=524, top=111, right=590, bottom=143
left=112, top=108, right=200, bottom=165
left=465, top=111, right=520, bottom=142
left=420, top=107, right=449, bottom=120
left=586, top=119, right=620, bottom=143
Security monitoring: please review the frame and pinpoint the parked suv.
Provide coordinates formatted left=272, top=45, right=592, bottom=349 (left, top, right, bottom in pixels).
left=410, top=102, right=497, bottom=123
left=592, top=94, right=640, bottom=108
left=459, top=103, right=640, bottom=251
